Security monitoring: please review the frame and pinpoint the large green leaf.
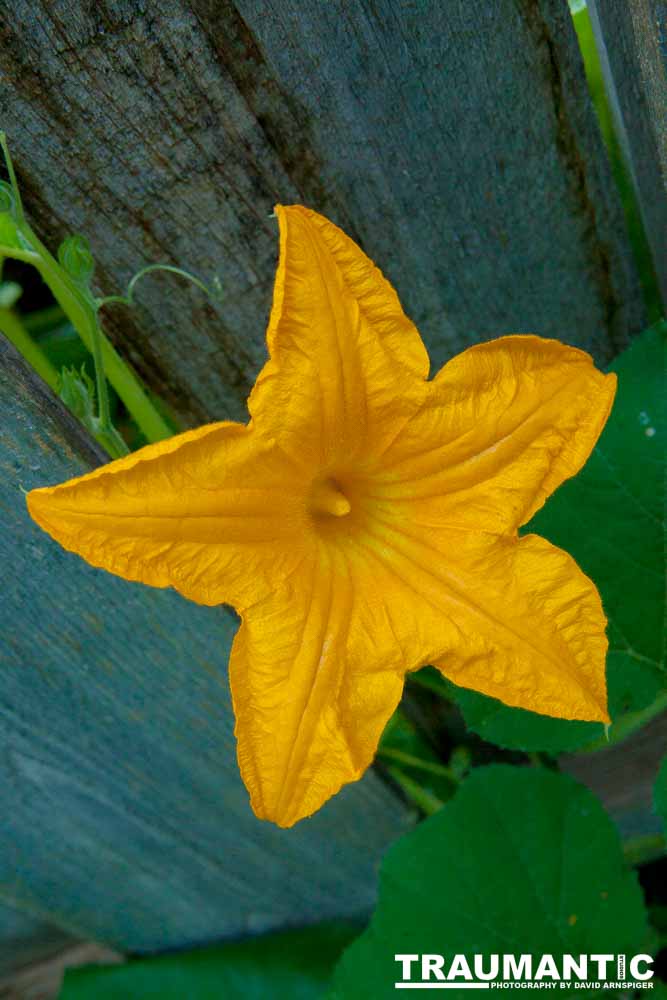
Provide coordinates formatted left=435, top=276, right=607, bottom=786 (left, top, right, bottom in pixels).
left=330, top=766, right=651, bottom=999
left=59, top=921, right=358, bottom=1000
left=449, top=322, right=666, bottom=752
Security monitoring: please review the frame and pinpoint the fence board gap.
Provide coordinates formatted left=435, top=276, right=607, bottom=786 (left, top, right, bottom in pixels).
left=587, top=0, right=667, bottom=307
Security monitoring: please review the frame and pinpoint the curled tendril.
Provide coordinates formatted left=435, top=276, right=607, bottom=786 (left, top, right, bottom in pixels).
left=0, top=181, right=16, bottom=216
left=97, top=264, right=223, bottom=312
left=58, top=234, right=96, bottom=285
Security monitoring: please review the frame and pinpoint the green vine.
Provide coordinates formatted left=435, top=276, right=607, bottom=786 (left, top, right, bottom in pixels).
left=0, top=132, right=182, bottom=454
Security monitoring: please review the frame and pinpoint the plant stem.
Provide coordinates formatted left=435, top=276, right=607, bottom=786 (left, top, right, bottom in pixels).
left=0, top=236, right=172, bottom=444
left=1, top=135, right=172, bottom=445
left=88, top=310, right=111, bottom=431
left=385, top=765, right=444, bottom=816
left=0, top=307, right=59, bottom=390
left=0, top=244, right=40, bottom=265
left=378, top=746, right=459, bottom=783
left=29, top=239, right=162, bottom=441
left=0, top=131, right=25, bottom=222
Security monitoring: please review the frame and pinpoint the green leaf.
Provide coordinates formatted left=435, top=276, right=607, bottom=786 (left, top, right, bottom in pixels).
left=330, top=766, right=651, bottom=999
left=58, top=234, right=95, bottom=285
left=58, top=365, right=96, bottom=425
left=449, top=322, right=666, bottom=752
left=59, top=921, right=358, bottom=1000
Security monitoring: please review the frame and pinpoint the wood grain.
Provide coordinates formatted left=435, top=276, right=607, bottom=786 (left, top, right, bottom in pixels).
left=0, top=0, right=644, bottom=429
left=0, top=337, right=410, bottom=958
left=588, top=0, right=667, bottom=306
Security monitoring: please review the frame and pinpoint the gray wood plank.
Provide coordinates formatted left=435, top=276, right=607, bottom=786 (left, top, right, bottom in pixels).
left=0, top=336, right=410, bottom=953
left=0, top=901, right=74, bottom=977
left=0, top=0, right=644, bottom=429
left=0, top=940, right=121, bottom=1000
left=588, top=0, right=667, bottom=304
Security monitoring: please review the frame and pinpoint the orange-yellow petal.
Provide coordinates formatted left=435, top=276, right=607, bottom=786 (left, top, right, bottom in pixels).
left=27, top=422, right=309, bottom=609
left=370, top=335, right=616, bottom=534
left=25, top=200, right=615, bottom=830
left=248, top=205, right=429, bottom=471
left=431, top=533, right=609, bottom=722
left=230, top=543, right=405, bottom=827
left=348, top=511, right=609, bottom=723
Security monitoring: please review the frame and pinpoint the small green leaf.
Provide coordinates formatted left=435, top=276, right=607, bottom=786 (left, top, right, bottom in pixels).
left=57, top=364, right=127, bottom=457
left=58, top=234, right=95, bottom=285
left=449, top=322, right=666, bottom=752
left=331, top=766, right=651, bottom=999
left=59, top=921, right=358, bottom=1000
left=58, top=365, right=96, bottom=425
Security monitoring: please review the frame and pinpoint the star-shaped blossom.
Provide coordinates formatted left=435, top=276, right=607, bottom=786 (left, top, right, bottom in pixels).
left=27, top=206, right=616, bottom=827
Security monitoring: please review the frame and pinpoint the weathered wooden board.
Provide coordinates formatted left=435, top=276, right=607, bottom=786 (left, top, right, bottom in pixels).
left=0, top=901, right=74, bottom=977
left=0, top=0, right=644, bottom=429
left=588, top=0, right=667, bottom=305
left=0, top=337, right=410, bottom=957
left=0, top=935, right=120, bottom=1000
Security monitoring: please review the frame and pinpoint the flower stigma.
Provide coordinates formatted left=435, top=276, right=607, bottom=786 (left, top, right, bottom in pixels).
left=310, top=476, right=352, bottom=519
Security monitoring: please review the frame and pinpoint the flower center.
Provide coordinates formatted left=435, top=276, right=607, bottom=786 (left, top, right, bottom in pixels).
left=310, top=477, right=351, bottom=518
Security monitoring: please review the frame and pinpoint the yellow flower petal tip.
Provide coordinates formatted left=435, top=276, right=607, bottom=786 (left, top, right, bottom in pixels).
left=27, top=204, right=616, bottom=827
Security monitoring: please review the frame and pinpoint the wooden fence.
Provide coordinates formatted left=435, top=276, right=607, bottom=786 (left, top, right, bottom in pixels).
left=0, top=0, right=664, bottom=990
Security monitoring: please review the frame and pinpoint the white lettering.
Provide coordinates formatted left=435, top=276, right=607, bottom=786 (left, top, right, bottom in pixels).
left=504, top=955, right=532, bottom=980
left=422, top=954, right=446, bottom=981
left=591, top=955, right=614, bottom=979
left=630, top=955, right=654, bottom=981
left=448, top=955, right=473, bottom=980
left=475, top=955, right=500, bottom=980
left=535, top=956, right=561, bottom=980
left=562, top=956, right=588, bottom=981
left=395, top=954, right=419, bottom=980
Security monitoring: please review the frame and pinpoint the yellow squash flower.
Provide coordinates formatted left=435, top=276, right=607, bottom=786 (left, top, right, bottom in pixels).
left=27, top=206, right=616, bottom=828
